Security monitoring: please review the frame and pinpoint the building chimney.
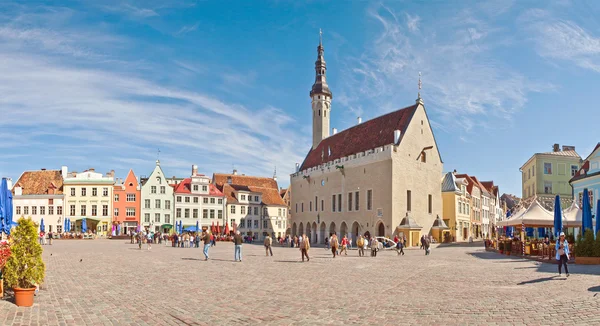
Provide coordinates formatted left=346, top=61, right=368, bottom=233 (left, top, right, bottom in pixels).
left=393, top=130, right=401, bottom=145
left=41, top=168, right=46, bottom=171
left=295, top=163, right=300, bottom=172
left=332, top=128, right=337, bottom=135
left=5, top=178, right=12, bottom=191
left=61, top=166, right=68, bottom=179
left=232, top=169, right=238, bottom=175
left=192, top=164, right=198, bottom=176
left=453, top=169, right=457, bottom=174
left=357, top=117, right=362, bottom=125
left=89, top=168, right=95, bottom=172
left=562, top=145, right=575, bottom=151
left=553, top=144, right=560, bottom=152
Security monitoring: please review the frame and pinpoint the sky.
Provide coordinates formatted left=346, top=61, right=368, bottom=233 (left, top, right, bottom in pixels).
left=0, top=0, right=598, bottom=196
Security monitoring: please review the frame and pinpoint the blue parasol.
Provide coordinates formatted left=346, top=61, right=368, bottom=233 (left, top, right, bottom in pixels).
left=82, top=218, right=88, bottom=233
left=196, top=220, right=199, bottom=233
left=40, top=218, right=45, bottom=232
left=553, top=195, right=563, bottom=237
left=596, top=199, right=600, bottom=238
left=582, top=188, right=593, bottom=235
left=1, top=178, right=13, bottom=234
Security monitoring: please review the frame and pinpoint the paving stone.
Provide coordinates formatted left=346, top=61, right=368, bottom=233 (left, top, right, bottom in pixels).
left=1, top=240, right=599, bottom=324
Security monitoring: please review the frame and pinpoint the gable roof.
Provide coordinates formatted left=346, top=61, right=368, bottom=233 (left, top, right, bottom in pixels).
left=471, top=176, right=491, bottom=197
left=213, top=173, right=285, bottom=206
left=279, top=188, right=288, bottom=198
left=13, top=170, right=64, bottom=195
left=173, top=178, right=225, bottom=197
left=454, top=174, right=475, bottom=195
left=441, top=172, right=459, bottom=193
left=570, top=142, right=600, bottom=183
left=300, top=104, right=419, bottom=170
left=213, top=173, right=278, bottom=189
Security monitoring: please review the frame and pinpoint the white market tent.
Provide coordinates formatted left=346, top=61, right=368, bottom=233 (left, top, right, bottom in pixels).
left=497, top=199, right=554, bottom=227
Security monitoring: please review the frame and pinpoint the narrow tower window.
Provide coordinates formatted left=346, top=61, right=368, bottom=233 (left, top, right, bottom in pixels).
left=319, top=110, right=321, bottom=116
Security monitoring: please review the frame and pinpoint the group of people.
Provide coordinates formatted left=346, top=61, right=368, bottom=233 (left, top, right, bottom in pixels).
left=38, top=231, right=54, bottom=245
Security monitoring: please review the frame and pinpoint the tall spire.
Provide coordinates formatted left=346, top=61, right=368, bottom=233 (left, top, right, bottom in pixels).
left=310, top=28, right=332, bottom=98
left=416, top=71, right=424, bottom=104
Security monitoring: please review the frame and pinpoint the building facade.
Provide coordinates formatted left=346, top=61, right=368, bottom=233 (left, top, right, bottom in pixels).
left=521, top=144, right=582, bottom=201
left=173, top=165, right=226, bottom=232
left=215, top=171, right=288, bottom=240
left=112, top=169, right=141, bottom=235
left=290, top=37, right=443, bottom=247
left=12, top=169, right=65, bottom=233
left=63, top=167, right=115, bottom=236
left=473, top=176, right=491, bottom=239
left=280, top=187, right=292, bottom=234
left=570, top=143, right=600, bottom=214
left=140, top=160, right=175, bottom=233
left=441, top=172, right=471, bottom=242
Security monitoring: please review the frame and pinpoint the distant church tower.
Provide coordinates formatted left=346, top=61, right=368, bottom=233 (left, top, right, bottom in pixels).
left=310, top=29, right=332, bottom=149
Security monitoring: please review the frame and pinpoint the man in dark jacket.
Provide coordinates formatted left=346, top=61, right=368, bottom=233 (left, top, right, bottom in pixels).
left=233, top=231, right=243, bottom=262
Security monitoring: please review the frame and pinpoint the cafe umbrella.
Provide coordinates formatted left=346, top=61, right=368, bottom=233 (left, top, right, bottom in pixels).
left=582, top=188, right=593, bottom=235
left=554, top=195, right=563, bottom=238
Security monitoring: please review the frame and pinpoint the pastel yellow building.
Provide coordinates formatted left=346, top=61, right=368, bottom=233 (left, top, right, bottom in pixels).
left=63, top=167, right=115, bottom=237
left=441, top=172, right=471, bottom=242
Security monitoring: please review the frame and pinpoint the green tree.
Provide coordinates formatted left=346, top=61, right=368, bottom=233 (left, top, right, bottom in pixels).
left=595, top=231, right=600, bottom=257
left=3, top=217, right=45, bottom=289
left=575, top=229, right=596, bottom=257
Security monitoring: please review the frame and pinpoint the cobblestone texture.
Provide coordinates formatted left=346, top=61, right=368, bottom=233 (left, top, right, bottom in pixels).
left=1, top=240, right=599, bottom=325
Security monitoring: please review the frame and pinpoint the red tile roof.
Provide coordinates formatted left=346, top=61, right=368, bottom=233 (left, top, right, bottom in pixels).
left=300, top=104, right=418, bottom=170
left=213, top=173, right=285, bottom=206
left=213, top=174, right=278, bottom=189
left=570, top=142, right=600, bottom=182
left=173, top=178, right=225, bottom=197
left=13, top=170, right=64, bottom=195
left=279, top=188, right=287, bottom=198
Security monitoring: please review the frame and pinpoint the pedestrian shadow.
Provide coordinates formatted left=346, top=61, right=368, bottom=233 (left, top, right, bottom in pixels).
left=588, top=286, right=600, bottom=293
left=181, top=258, right=203, bottom=261
left=274, top=260, right=303, bottom=263
left=514, top=266, right=538, bottom=269
left=517, top=276, right=564, bottom=285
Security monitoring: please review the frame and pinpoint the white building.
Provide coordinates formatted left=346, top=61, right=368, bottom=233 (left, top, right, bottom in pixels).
left=140, top=160, right=175, bottom=233
left=12, top=169, right=65, bottom=233
left=63, top=167, right=115, bottom=236
left=173, top=165, right=226, bottom=232
left=214, top=171, right=288, bottom=240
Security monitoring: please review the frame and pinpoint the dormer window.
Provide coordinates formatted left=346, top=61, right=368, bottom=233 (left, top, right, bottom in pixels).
left=421, top=151, right=427, bottom=163
left=227, top=177, right=232, bottom=184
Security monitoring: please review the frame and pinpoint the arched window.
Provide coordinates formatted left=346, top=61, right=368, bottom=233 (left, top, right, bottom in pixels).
left=156, top=177, right=161, bottom=184
left=421, top=152, right=427, bottom=163
left=319, top=110, right=321, bottom=116
left=324, top=110, right=326, bottom=117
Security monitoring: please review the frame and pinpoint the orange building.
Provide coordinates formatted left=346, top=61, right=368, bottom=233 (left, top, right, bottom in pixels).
left=113, top=170, right=141, bottom=235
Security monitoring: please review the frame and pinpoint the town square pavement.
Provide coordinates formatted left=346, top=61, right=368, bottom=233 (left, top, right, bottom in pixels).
left=1, top=240, right=599, bottom=325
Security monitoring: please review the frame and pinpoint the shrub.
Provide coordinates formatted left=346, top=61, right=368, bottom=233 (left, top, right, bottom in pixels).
left=3, top=217, right=45, bottom=289
left=595, top=231, right=600, bottom=257
left=575, top=229, right=597, bottom=257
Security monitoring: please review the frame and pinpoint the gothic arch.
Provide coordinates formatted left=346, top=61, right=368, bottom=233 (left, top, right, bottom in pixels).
left=320, top=222, right=327, bottom=244
left=306, top=223, right=312, bottom=243
left=299, top=222, right=304, bottom=237
left=377, top=221, right=385, bottom=237
left=351, top=221, right=360, bottom=246
left=340, top=221, right=348, bottom=238
left=329, top=222, right=336, bottom=236
left=292, top=223, right=297, bottom=237
left=312, top=222, right=318, bottom=243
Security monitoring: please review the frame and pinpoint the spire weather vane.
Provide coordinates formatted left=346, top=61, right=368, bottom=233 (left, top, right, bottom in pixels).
left=416, top=72, right=424, bottom=104
left=157, top=148, right=161, bottom=160
left=319, top=28, right=323, bottom=45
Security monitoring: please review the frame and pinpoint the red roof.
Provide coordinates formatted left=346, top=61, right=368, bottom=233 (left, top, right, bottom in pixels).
left=570, top=142, right=600, bottom=182
left=174, top=178, right=225, bottom=197
left=300, top=104, right=418, bottom=170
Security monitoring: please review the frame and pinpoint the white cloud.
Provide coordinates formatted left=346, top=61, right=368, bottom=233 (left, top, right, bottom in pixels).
left=405, top=13, right=421, bottom=32
left=523, top=10, right=600, bottom=72
left=0, top=18, right=305, bottom=184
left=339, top=4, right=549, bottom=135
left=175, top=22, right=200, bottom=36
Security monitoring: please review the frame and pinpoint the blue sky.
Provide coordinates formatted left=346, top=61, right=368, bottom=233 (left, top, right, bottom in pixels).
left=0, top=0, right=598, bottom=196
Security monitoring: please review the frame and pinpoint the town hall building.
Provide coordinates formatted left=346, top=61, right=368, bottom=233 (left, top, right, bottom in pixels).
left=290, top=35, right=444, bottom=247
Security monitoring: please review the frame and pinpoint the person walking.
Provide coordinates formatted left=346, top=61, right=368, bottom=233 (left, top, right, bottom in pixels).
left=357, top=235, right=365, bottom=257
left=340, top=235, right=348, bottom=256
left=203, top=231, right=212, bottom=261
left=396, top=237, right=405, bottom=256
left=264, top=234, right=273, bottom=256
left=325, top=235, right=329, bottom=250
left=233, top=231, right=243, bottom=262
left=48, top=231, right=53, bottom=245
left=556, top=232, right=570, bottom=277
left=330, top=234, right=339, bottom=258
left=424, top=236, right=431, bottom=255
left=300, top=234, right=310, bottom=262
left=138, top=231, right=144, bottom=250
left=147, top=232, right=153, bottom=250
left=371, top=237, right=379, bottom=257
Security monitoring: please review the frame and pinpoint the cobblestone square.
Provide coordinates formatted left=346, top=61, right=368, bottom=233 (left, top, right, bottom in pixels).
left=1, top=240, right=599, bottom=325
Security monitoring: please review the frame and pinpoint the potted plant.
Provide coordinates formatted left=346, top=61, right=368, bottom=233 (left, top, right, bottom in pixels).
left=3, top=217, right=46, bottom=307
